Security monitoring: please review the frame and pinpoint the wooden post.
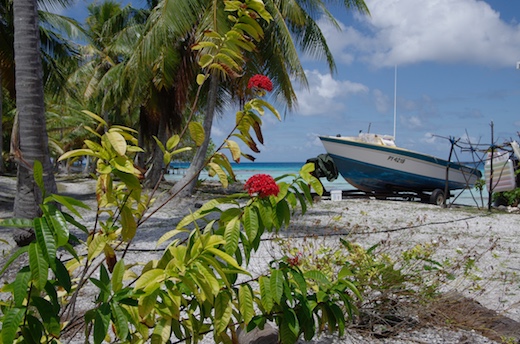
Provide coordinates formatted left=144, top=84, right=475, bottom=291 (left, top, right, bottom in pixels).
left=488, top=121, right=494, bottom=211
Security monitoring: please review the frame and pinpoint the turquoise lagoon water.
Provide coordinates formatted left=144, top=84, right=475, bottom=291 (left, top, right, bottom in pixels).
left=164, top=162, right=487, bottom=207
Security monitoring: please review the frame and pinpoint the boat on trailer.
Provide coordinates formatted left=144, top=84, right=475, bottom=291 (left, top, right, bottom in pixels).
left=319, top=133, right=482, bottom=205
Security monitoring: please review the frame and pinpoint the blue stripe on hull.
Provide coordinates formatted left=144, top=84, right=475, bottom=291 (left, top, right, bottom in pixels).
left=330, top=154, right=467, bottom=193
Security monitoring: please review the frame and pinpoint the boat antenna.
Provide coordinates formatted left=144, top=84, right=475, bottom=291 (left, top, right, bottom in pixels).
left=393, top=65, right=397, bottom=140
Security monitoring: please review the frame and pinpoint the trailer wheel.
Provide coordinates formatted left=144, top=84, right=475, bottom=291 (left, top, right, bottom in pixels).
left=429, top=189, right=445, bottom=206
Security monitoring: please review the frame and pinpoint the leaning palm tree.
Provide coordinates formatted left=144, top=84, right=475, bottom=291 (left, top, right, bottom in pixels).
left=169, top=0, right=370, bottom=196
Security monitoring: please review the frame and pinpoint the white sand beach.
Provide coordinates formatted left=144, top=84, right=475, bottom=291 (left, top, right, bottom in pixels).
left=1, top=175, right=519, bottom=343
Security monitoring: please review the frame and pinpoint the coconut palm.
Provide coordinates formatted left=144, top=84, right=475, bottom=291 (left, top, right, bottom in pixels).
left=9, top=0, right=82, bottom=245
left=169, top=0, right=370, bottom=196
left=12, top=0, right=58, bottom=245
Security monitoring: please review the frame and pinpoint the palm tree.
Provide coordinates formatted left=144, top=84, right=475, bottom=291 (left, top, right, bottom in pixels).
left=10, top=0, right=80, bottom=245
left=12, top=0, right=59, bottom=245
left=169, top=0, right=370, bottom=196
left=1, top=0, right=83, bottom=175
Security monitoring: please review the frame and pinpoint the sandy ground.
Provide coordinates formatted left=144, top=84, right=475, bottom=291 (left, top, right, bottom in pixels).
left=1, top=175, right=519, bottom=343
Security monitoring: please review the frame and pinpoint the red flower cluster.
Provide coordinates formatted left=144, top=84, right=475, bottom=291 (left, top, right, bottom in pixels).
left=247, top=74, right=273, bottom=92
left=244, top=174, right=279, bottom=198
left=286, top=252, right=303, bottom=267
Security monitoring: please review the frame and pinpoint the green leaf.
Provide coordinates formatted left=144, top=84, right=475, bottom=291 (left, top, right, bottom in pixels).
left=113, top=170, right=141, bottom=197
left=47, top=194, right=90, bottom=217
left=298, top=300, right=315, bottom=341
left=259, top=276, right=273, bottom=313
left=309, top=177, right=324, bottom=196
left=198, top=54, right=214, bottom=68
left=171, top=147, right=192, bottom=156
left=134, top=269, right=165, bottom=294
left=199, top=254, right=232, bottom=288
left=196, top=73, right=207, bottom=85
left=208, top=162, right=229, bottom=188
left=93, top=305, right=111, bottom=344
left=224, top=217, right=240, bottom=255
left=112, top=259, right=125, bottom=292
left=243, top=206, right=259, bottom=244
left=238, top=15, right=264, bottom=36
left=151, top=318, right=172, bottom=344
left=256, top=204, right=272, bottom=232
left=42, top=205, right=69, bottom=246
left=239, top=284, right=255, bottom=324
left=329, top=303, right=345, bottom=336
left=106, top=131, right=127, bottom=156
left=111, top=302, right=129, bottom=340
left=189, top=121, right=205, bottom=146
left=214, top=291, right=233, bottom=334
left=166, top=135, right=180, bottom=151
left=62, top=212, right=88, bottom=233
left=13, top=267, right=31, bottom=307
left=28, top=242, right=49, bottom=290
left=193, top=261, right=220, bottom=297
left=32, top=296, right=60, bottom=337
left=88, top=234, right=107, bottom=262
left=2, top=307, right=26, bottom=344
left=251, top=99, right=281, bottom=120
left=120, top=206, right=137, bottom=241
left=280, top=308, right=299, bottom=344
left=111, top=156, right=135, bottom=174
left=270, top=269, right=284, bottom=304
left=300, top=162, right=315, bottom=175
left=192, top=41, right=219, bottom=50
left=275, top=199, right=291, bottom=228
left=84, top=139, right=103, bottom=151
left=22, top=314, right=44, bottom=343
left=33, top=160, right=44, bottom=193
left=152, top=136, right=166, bottom=153
left=211, top=153, right=236, bottom=181
left=290, top=270, right=307, bottom=296
left=206, top=247, right=247, bottom=273
left=54, top=258, right=72, bottom=293
left=0, top=246, right=29, bottom=275
left=0, top=218, right=34, bottom=228
left=163, top=151, right=172, bottom=166
left=304, top=270, right=331, bottom=287
left=225, top=139, right=241, bottom=162
left=58, top=148, right=98, bottom=162
left=234, top=23, right=261, bottom=40
left=82, top=110, right=107, bottom=126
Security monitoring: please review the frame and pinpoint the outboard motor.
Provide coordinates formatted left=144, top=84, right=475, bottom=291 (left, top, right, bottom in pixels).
left=306, top=154, right=339, bottom=182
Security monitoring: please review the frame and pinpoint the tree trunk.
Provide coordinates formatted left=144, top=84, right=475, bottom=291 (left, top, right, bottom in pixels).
left=170, top=75, right=218, bottom=197
left=13, top=0, right=57, bottom=246
left=145, top=115, right=168, bottom=188
left=0, top=71, right=4, bottom=175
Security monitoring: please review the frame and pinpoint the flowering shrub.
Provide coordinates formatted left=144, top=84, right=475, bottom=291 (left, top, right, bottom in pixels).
left=247, top=74, right=273, bottom=92
left=244, top=173, right=280, bottom=198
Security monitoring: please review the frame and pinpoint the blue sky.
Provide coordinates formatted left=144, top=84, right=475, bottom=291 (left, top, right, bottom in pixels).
left=63, top=0, right=520, bottom=163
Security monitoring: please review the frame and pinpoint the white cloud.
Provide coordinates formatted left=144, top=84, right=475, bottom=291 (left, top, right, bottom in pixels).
left=332, top=0, right=520, bottom=68
left=401, top=115, right=423, bottom=129
left=295, top=70, right=369, bottom=116
left=372, top=89, right=390, bottom=113
left=423, top=132, right=437, bottom=144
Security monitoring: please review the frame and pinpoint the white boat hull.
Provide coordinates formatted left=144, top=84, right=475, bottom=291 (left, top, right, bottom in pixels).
left=319, top=135, right=481, bottom=193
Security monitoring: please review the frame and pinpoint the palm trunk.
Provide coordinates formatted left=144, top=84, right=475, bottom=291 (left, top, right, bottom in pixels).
left=13, top=0, right=57, bottom=245
left=170, top=75, right=218, bottom=197
left=0, top=71, right=4, bottom=175
left=145, top=115, right=168, bottom=188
